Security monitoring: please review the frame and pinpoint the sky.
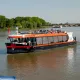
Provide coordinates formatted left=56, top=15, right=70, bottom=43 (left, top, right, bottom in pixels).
left=0, top=0, right=80, bottom=23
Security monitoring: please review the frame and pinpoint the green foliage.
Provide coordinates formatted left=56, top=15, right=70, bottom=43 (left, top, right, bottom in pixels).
left=0, top=15, right=6, bottom=28
left=16, top=22, right=22, bottom=28
left=0, top=15, right=52, bottom=29
left=33, top=22, right=37, bottom=29
left=21, top=20, right=26, bottom=28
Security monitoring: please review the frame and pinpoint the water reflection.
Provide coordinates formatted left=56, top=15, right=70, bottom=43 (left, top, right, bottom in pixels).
left=39, top=47, right=76, bottom=68
left=67, top=46, right=76, bottom=74
left=67, top=48, right=74, bottom=60
left=7, top=46, right=77, bottom=80
left=7, top=53, right=38, bottom=79
left=0, top=54, right=7, bottom=75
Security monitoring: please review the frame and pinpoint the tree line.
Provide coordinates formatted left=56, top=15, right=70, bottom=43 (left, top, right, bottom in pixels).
left=0, top=15, right=52, bottom=29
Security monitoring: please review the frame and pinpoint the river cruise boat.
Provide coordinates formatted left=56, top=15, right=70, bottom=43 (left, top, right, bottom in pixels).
left=5, top=29, right=76, bottom=54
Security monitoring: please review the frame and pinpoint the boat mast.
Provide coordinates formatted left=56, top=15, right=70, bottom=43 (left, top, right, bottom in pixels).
left=16, top=27, right=18, bottom=35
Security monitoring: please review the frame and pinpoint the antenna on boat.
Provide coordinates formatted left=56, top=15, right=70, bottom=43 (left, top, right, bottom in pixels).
left=16, top=26, right=18, bottom=35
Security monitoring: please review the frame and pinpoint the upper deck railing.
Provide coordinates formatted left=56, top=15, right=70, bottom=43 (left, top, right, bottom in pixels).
left=19, top=29, right=66, bottom=35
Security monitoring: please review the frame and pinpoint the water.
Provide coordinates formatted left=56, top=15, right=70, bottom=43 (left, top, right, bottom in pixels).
left=0, top=27, right=80, bottom=80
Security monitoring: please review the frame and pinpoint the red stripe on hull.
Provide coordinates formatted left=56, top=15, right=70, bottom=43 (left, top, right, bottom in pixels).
left=7, top=46, right=32, bottom=49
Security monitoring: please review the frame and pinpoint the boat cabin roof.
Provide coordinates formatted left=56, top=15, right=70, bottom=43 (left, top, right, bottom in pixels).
left=8, top=32, right=67, bottom=38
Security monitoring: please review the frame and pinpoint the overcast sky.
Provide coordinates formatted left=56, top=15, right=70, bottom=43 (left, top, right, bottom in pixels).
left=0, top=0, right=80, bottom=23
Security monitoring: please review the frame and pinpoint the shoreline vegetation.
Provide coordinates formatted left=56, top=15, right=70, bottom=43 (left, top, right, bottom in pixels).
left=0, top=26, right=50, bottom=31
left=0, top=15, right=52, bottom=31
left=0, top=15, right=80, bottom=31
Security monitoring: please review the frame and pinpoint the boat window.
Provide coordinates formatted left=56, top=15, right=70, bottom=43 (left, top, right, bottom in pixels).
left=48, top=37, right=54, bottom=43
left=26, top=38, right=30, bottom=42
left=54, top=36, right=58, bottom=42
left=30, top=38, right=37, bottom=46
left=18, top=38, right=23, bottom=43
left=58, top=36, right=63, bottom=42
left=6, top=37, right=10, bottom=43
left=9, top=38, right=13, bottom=42
left=9, top=38, right=18, bottom=43
left=42, top=37, right=48, bottom=44
left=23, top=38, right=31, bottom=45
left=62, top=36, right=68, bottom=42
left=36, top=37, right=43, bottom=44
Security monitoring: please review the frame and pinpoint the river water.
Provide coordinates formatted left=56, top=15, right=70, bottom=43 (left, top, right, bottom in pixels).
left=0, top=27, right=80, bottom=80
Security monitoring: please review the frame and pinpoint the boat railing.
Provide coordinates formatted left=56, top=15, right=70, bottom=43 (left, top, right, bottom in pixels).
left=19, top=29, right=66, bottom=34
left=33, top=29, right=66, bottom=34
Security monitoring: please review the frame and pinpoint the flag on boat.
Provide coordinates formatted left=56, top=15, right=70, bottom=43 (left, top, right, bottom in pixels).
left=8, top=27, right=10, bottom=34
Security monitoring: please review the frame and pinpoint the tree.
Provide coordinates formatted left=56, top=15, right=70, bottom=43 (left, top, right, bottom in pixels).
left=21, top=20, right=26, bottom=28
left=33, top=22, right=37, bottom=28
left=16, top=22, right=22, bottom=28
left=0, top=15, right=6, bottom=28
left=15, top=17, right=23, bottom=23
left=0, top=15, right=52, bottom=29
left=6, top=18, right=14, bottom=28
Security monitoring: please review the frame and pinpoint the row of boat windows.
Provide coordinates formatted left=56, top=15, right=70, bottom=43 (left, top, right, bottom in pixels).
left=37, top=36, right=68, bottom=44
left=9, top=35, right=68, bottom=45
left=10, top=37, right=36, bottom=43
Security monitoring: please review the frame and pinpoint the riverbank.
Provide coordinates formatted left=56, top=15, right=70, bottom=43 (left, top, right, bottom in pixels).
left=0, top=26, right=50, bottom=32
